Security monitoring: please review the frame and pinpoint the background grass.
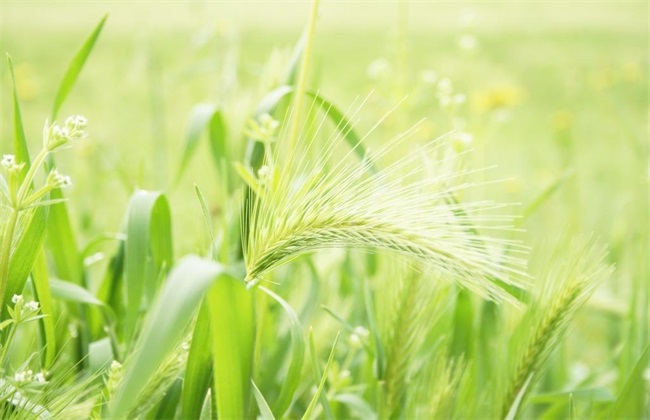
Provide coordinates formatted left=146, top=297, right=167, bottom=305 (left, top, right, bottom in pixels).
left=0, top=1, right=647, bottom=418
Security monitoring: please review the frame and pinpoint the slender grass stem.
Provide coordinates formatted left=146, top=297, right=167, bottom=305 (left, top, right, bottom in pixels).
left=287, top=0, right=320, bottom=152
left=0, top=209, right=18, bottom=311
left=16, top=148, right=48, bottom=204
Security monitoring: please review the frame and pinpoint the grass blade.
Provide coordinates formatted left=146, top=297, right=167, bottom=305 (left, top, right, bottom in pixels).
left=51, top=15, right=107, bottom=120
left=123, top=190, right=173, bottom=343
left=303, top=331, right=339, bottom=420
left=207, top=275, right=255, bottom=420
left=608, top=344, right=650, bottom=418
left=7, top=55, right=29, bottom=182
left=252, top=380, right=276, bottom=420
left=177, top=104, right=227, bottom=181
left=260, top=286, right=305, bottom=418
left=181, top=301, right=213, bottom=419
left=110, top=256, right=233, bottom=418
left=31, top=250, right=56, bottom=368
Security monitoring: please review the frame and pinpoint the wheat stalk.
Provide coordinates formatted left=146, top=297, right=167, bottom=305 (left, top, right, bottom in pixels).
left=499, top=238, right=613, bottom=417
left=244, top=105, right=529, bottom=304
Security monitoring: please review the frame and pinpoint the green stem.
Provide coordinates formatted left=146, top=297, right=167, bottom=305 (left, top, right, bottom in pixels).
left=0, top=322, right=17, bottom=368
left=287, top=0, right=320, bottom=152
left=0, top=209, right=18, bottom=313
left=16, top=148, right=48, bottom=204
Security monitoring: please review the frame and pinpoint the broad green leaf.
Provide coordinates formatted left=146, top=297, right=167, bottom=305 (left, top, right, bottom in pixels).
left=50, top=278, right=107, bottom=308
left=123, top=190, right=173, bottom=342
left=51, top=15, right=107, bottom=120
left=46, top=188, right=82, bottom=286
left=207, top=275, right=255, bottom=420
left=207, top=110, right=227, bottom=170
left=177, top=104, right=227, bottom=181
left=111, top=256, right=234, bottom=418
left=88, top=337, right=113, bottom=372
left=181, top=301, right=213, bottom=420
left=6, top=206, right=48, bottom=305
left=153, top=378, right=183, bottom=420
left=260, top=286, right=305, bottom=418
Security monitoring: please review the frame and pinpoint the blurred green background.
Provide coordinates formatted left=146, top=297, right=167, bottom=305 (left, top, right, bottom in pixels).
left=0, top=1, right=648, bottom=414
left=1, top=0, right=647, bottom=283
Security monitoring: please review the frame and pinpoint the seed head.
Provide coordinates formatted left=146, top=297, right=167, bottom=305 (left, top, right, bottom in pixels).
left=1, top=154, right=24, bottom=173
left=24, top=300, right=40, bottom=312
left=47, top=169, right=72, bottom=189
left=45, top=115, right=88, bottom=150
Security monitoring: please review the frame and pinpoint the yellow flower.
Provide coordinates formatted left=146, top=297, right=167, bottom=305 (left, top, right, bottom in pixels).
left=472, top=84, right=524, bottom=113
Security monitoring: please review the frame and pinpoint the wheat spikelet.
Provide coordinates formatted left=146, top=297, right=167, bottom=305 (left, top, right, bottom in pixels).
left=244, top=99, right=529, bottom=303
left=499, top=238, right=613, bottom=417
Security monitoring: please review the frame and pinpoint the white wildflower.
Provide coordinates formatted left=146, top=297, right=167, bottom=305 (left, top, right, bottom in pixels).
left=1, top=154, right=24, bottom=173
left=34, top=372, right=47, bottom=384
left=65, top=115, right=88, bottom=132
left=11, top=294, right=23, bottom=305
left=353, top=326, right=370, bottom=340
left=24, top=300, right=40, bottom=312
left=14, top=370, right=33, bottom=383
left=258, top=165, right=270, bottom=180
left=47, top=169, right=72, bottom=189
left=45, top=115, right=88, bottom=150
left=349, top=333, right=362, bottom=349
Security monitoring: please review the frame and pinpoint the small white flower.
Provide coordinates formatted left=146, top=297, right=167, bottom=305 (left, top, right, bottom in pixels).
left=349, top=333, right=362, bottom=349
left=110, top=360, right=122, bottom=371
left=65, top=115, right=87, bottom=132
left=24, top=300, right=40, bottom=312
left=47, top=169, right=72, bottom=189
left=1, top=154, right=16, bottom=168
left=353, top=326, right=370, bottom=339
left=34, top=372, right=47, bottom=384
left=1, top=154, right=24, bottom=173
left=14, top=370, right=33, bottom=383
left=45, top=116, right=87, bottom=150
left=11, top=294, right=23, bottom=305
left=257, top=165, right=269, bottom=179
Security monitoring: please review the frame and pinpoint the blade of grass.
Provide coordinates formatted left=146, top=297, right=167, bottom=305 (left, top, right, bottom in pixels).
left=207, top=275, right=255, bottom=420
left=252, top=380, right=276, bottom=420
left=177, top=104, right=226, bottom=182
left=51, top=14, right=107, bottom=120
left=181, top=301, right=213, bottom=420
left=7, top=55, right=29, bottom=182
left=260, top=286, right=305, bottom=418
left=303, top=331, right=339, bottom=420
left=31, top=250, right=56, bottom=368
left=110, top=256, right=235, bottom=418
left=608, top=344, right=650, bottom=418
left=123, top=190, right=173, bottom=343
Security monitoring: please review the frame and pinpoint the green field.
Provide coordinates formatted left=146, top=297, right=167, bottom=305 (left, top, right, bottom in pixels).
left=0, top=1, right=648, bottom=419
